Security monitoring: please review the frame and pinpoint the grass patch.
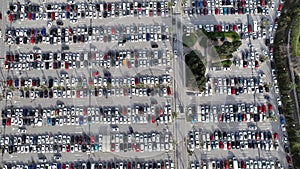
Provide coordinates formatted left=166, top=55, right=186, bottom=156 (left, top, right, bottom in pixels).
left=182, top=33, right=198, bottom=47
left=291, top=14, right=300, bottom=56
left=185, top=51, right=206, bottom=92
left=203, top=31, right=241, bottom=41
left=221, top=59, right=233, bottom=67
left=211, top=59, right=233, bottom=67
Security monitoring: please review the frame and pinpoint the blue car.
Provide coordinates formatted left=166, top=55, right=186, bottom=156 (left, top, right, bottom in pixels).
left=146, top=33, right=150, bottom=41
left=32, top=13, right=36, bottom=20
left=193, top=115, right=197, bottom=122
left=47, top=118, right=51, bottom=126
left=223, top=7, right=227, bottom=15
left=66, top=12, right=70, bottom=19
left=79, top=116, right=84, bottom=125
left=15, top=79, right=19, bottom=87
left=280, top=116, right=285, bottom=125
left=41, top=28, right=46, bottom=36
left=52, top=118, right=56, bottom=126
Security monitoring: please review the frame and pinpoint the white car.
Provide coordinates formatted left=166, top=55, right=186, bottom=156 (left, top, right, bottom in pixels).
left=53, top=155, right=62, bottom=161
left=277, top=97, right=282, bottom=106
left=18, top=128, right=27, bottom=133
left=47, top=21, right=52, bottom=28
left=248, top=125, right=257, bottom=130
left=112, top=126, right=119, bottom=132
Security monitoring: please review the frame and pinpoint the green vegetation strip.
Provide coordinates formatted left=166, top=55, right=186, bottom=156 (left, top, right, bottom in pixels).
left=203, top=31, right=241, bottom=41
left=185, top=51, right=206, bottom=92
left=291, top=14, right=300, bottom=56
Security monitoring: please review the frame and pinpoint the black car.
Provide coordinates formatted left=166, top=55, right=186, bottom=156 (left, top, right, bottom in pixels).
left=25, top=91, right=30, bottom=98
left=56, top=20, right=63, bottom=26
left=48, top=79, right=53, bottom=88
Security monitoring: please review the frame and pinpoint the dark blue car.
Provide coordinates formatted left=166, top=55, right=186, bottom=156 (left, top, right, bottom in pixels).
left=280, top=116, right=285, bottom=125
left=32, top=13, right=36, bottom=20
left=146, top=33, right=150, bottom=41
left=66, top=12, right=70, bottom=19
left=41, top=27, right=46, bottom=36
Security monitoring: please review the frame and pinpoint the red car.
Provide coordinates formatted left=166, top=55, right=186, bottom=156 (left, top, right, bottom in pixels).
left=248, top=25, right=252, bottom=32
left=268, top=104, right=273, bottom=110
left=91, top=135, right=95, bottom=144
left=6, top=118, right=11, bottom=126
left=217, top=25, right=221, bottom=32
left=218, top=114, right=223, bottom=122
left=69, top=28, right=73, bottom=35
left=92, top=71, right=99, bottom=77
left=151, top=115, right=156, bottom=123
left=256, top=132, right=261, bottom=140
left=231, top=87, right=236, bottom=95
left=233, top=24, right=237, bottom=31
left=76, top=90, right=80, bottom=98
left=224, top=161, right=229, bottom=169
left=278, top=4, right=283, bottom=11
left=167, top=86, right=171, bottom=95
left=215, top=8, right=219, bottom=15
left=7, top=79, right=13, bottom=86
left=30, top=37, right=35, bottom=44
left=203, top=0, right=207, bottom=7
left=258, top=105, right=262, bottom=112
left=135, top=77, right=139, bottom=85
left=227, top=141, right=232, bottom=150
left=51, top=12, right=55, bottom=20
left=262, top=105, right=266, bottom=113
left=66, top=144, right=71, bottom=152
left=210, top=134, right=215, bottom=141
left=274, top=133, right=278, bottom=140
left=219, top=141, right=224, bottom=149
left=28, top=12, right=32, bottom=20
left=242, top=114, right=247, bottom=122
left=286, top=155, right=292, bottom=163
left=8, top=14, right=13, bottom=22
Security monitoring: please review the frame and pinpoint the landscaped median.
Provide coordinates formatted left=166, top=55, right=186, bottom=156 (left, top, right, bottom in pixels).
left=291, top=13, right=300, bottom=57
left=185, top=51, right=207, bottom=92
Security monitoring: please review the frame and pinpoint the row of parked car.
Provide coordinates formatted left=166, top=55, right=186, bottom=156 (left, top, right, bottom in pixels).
left=3, top=104, right=172, bottom=119
left=7, top=74, right=171, bottom=89
left=1, top=133, right=98, bottom=146
left=200, top=157, right=284, bottom=169
left=8, top=0, right=171, bottom=23
left=110, top=131, right=173, bottom=152
left=5, top=24, right=170, bottom=45
left=11, top=86, right=171, bottom=101
left=5, top=50, right=171, bottom=71
left=1, top=136, right=102, bottom=154
left=5, top=49, right=169, bottom=63
left=4, top=160, right=175, bottom=169
left=190, top=103, right=273, bottom=115
left=207, top=76, right=268, bottom=96
left=191, top=103, right=274, bottom=123
left=2, top=103, right=173, bottom=127
left=194, top=111, right=269, bottom=123
left=184, top=6, right=271, bottom=16
left=5, top=56, right=171, bottom=70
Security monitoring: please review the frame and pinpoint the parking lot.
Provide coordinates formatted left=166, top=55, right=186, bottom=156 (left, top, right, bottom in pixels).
left=0, top=0, right=290, bottom=168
